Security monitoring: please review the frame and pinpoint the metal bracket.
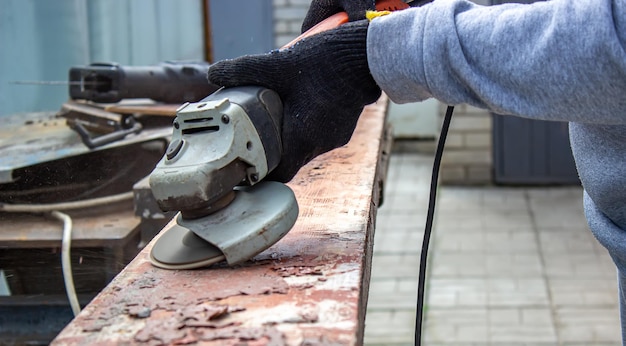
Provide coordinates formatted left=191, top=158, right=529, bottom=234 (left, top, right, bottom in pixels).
left=70, top=118, right=142, bottom=149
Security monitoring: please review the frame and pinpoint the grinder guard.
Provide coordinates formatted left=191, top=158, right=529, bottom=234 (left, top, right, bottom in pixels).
left=150, top=181, right=298, bottom=268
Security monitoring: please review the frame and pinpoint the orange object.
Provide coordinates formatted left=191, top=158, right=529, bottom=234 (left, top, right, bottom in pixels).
left=375, top=0, right=412, bottom=11
left=282, top=0, right=409, bottom=49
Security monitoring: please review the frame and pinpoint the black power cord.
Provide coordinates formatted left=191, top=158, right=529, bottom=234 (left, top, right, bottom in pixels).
left=415, top=105, right=454, bottom=346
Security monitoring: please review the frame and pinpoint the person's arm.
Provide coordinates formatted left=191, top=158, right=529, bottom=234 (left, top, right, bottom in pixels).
left=368, top=0, right=626, bottom=124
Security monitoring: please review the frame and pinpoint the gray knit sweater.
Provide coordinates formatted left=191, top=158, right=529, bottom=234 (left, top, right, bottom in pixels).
left=367, top=0, right=626, bottom=265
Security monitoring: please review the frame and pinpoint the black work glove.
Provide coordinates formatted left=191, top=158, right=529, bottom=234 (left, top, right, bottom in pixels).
left=302, top=0, right=375, bottom=33
left=208, top=20, right=381, bottom=183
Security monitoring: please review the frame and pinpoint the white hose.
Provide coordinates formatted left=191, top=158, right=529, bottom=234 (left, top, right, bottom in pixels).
left=51, top=210, right=81, bottom=317
left=0, top=191, right=133, bottom=213
left=1, top=191, right=134, bottom=317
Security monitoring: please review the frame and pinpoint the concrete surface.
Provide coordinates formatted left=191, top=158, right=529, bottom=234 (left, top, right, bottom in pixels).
left=364, top=152, right=621, bottom=346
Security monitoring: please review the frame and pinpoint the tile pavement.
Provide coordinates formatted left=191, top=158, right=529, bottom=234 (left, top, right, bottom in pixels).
left=364, top=152, right=621, bottom=345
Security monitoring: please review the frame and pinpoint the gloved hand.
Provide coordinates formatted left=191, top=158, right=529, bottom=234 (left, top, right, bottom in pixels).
left=208, top=20, right=381, bottom=183
left=302, top=0, right=375, bottom=33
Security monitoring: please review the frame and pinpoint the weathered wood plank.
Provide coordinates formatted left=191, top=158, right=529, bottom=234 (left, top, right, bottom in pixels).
left=52, top=96, right=390, bottom=346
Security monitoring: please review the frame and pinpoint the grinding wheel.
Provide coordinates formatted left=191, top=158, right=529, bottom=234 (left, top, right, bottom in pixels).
left=150, top=181, right=298, bottom=269
left=149, top=225, right=226, bottom=270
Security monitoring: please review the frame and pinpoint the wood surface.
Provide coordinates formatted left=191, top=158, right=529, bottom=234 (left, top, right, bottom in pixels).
left=52, top=95, right=391, bottom=346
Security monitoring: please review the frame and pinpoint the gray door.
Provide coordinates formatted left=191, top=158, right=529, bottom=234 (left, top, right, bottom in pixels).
left=491, top=0, right=579, bottom=185
left=493, top=116, right=579, bottom=184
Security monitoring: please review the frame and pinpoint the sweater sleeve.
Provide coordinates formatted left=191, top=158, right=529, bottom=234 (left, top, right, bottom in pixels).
left=367, top=0, right=626, bottom=124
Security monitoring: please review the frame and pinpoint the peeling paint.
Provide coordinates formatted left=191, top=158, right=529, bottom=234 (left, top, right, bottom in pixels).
left=132, top=304, right=248, bottom=344
left=52, top=98, right=390, bottom=346
left=128, top=305, right=152, bottom=319
left=196, top=326, right=285, bottom=345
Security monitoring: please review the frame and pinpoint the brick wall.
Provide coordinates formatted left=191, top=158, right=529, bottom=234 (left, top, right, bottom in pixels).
left=273, top=0, right=310, bottom=48
left=439, top=104, right=493, bottom=185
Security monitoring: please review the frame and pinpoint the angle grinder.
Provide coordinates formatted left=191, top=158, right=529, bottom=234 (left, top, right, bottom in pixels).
left=149, top=0, right=410, bottom=269
left=149, top=86, right=299, bottom=269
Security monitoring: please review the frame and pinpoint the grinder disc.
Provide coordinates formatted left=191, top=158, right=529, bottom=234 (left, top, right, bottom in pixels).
left=149, top=224, right=226, bottom=270
left=150, top=181, right=298, bottom=270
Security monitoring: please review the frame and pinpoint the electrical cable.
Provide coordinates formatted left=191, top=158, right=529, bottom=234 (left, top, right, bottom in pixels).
left=51, top=210, right=81, bottom=317
left=1, top=192, right=133, bottom=316
left=0, top=191, right=133, bottom=213
left=414, top=105, right=454, bottom=346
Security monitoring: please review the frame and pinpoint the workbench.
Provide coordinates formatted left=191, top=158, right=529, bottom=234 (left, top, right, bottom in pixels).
left=52, top=95, right=392, bottom=345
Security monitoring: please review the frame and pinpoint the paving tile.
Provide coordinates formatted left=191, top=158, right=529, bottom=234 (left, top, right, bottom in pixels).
left=367, top=278, right=398, bottom=293
left=532, top=210, right=589, bottom=229
left=376, top=212, right=427, bottom=232
left=562, top=343, right=621, bottom=346
left=482, top=191, right=528, bottom=210
left=556, top=307, right=621, bottom=344
left=430, top=253, right=490, bottom=277
left=433, top=211, right=484, bottom=230
left=481, top=210, right=534, bottom=229
left=423, top=308, right=489, bottom=343
left=364, top=152, right=621, bottom=346
left=427, top=344, right=558, bottom=346
left=430, top=253, right=545, bottom=278
left=543, top=253, right=617, bottom=279
left=548, top=278, right=618, bottom=307
left=423, top=307, right=557, bottom=344
left=484, top=231, right=539, bottom=253
left=373, top=231, right=424, bottom=254
left=489, top=324, right=557, bottom=344
left=526, top=187, right=584, bottom=199
left=367, top=278, right=419, bottom=310
left=364, top=309, right=416, bottom=345
left=428, top=278, right=488, bottom=307
left=538, top=229, right=601, bottom=253
left=485, top=254, right=544, bottom=277
left=434, top=232, right=491, bottom=252
left=370, top=254, right=421, bottom=279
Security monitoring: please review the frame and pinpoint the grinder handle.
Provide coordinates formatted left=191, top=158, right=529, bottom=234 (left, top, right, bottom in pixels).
left=281, top=0, right=409, bottom=49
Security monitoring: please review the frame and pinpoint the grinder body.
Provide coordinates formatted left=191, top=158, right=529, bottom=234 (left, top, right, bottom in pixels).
left=149, top=87, right=299, bottom=268
left=150, top=86, right=283, bottom=216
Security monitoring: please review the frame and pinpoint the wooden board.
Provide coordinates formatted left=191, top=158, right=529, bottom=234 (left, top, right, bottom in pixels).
left=52, top=96, right=390, bottom=346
